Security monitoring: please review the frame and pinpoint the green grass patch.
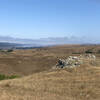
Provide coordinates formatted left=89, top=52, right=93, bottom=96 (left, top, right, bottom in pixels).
left=0, top=74, right=20, bottom=80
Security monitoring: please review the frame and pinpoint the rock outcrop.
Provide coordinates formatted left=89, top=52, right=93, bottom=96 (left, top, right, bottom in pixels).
left=56, top=54, right=96, bottom=68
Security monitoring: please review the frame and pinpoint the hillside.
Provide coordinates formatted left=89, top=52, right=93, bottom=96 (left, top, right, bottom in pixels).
left=0, top=64, right=100, bottom=100
left=0, top=45, right=100, bottom=100
left=0, top=45, right=100, bottom=76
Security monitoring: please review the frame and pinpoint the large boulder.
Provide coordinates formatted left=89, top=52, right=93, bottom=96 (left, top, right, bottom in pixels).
left=56, top=56, right=83, bottom=68
left=56, top=54, right=96, bottom=68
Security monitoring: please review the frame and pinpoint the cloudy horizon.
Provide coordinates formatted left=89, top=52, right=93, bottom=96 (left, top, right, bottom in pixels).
left=0, top=0, right=100, bottom=43
left=0, top=35, right=99, bottom=46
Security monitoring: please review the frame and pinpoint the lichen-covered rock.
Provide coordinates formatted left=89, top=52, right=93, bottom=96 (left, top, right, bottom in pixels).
left=79, top=54, right=96, bottom=60
left=56, top=54, right=96, bottom=68
left=56, top=56, right=83, bottom=68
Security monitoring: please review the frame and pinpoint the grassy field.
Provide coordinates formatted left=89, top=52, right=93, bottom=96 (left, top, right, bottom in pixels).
left=0, top=45, right=100, bottom=100
left=0, top=45, right=100, bottom=76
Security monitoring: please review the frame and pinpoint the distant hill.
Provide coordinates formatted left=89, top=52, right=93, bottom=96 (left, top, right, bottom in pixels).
left=0, top=42, right=45, bottom=49
left=0, top=42, right=23, bottom=49
left=0, top=36, right=99, bottom=48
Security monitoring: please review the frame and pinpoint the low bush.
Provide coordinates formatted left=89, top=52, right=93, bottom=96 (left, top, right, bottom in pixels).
left=0, top=74, right=19, bottom=80
left=85, top=49, right=93, bottom=54
left=7, top=49, right=13, bottom=52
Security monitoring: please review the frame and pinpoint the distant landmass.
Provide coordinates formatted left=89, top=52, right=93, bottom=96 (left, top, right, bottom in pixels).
left=0, top=36, right=99, bottom=49
left=0, top=42, right=44, bottom=49
left=0, top=42, right=22, bottom=49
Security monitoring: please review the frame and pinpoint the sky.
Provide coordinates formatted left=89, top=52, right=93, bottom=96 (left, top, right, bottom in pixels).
left=0, top=0, right=100, bottom=39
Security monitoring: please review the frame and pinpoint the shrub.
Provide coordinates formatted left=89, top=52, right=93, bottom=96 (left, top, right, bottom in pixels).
left=0, top=49, right=6, bottom=53
left=85, top=49, right=93, bottom=54
left=0, top=74, right=6, bottom=80
left=0, top=74, right=19, bottom=80
left=8, top=75, right=19, bottom=79
left=7, top=49, right=13, bottom=52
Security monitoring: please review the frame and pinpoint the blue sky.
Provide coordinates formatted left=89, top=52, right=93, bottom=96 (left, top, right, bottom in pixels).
left=0, top=0, right=100, bottom=39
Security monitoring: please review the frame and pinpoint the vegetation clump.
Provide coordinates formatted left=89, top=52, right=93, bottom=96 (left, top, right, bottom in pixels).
left=0, top=49, right=13, bottom=53
left=85, top=49, right=93, bottom=54
left=0, top=74, right=19, bottom=80
left=7, top=49, right=13, bottom=52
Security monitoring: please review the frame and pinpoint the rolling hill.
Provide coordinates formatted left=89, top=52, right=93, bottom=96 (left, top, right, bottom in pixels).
left=0, top=45, right=99, bottom=100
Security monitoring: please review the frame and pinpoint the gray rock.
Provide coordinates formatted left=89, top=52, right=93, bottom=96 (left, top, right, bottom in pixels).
left=56, top=54, right=96, bottom=68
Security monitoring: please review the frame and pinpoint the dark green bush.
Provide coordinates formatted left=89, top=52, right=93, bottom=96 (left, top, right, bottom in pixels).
left=0, top=74, right=19, bottom=80
left=9, top=75, right=19, bottom=79
left=85, top=49, right=93, bottom=54
left=0, top=74, right=6, bottom=80
left=7, top=49, right=13, bottom=52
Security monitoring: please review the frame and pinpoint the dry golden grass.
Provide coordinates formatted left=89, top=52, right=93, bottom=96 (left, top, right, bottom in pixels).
left=0, top=63, right=100, bottom=100
left=0, top=45, right=100, bottom=100
left=0, top=44, right=100, bottom=76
